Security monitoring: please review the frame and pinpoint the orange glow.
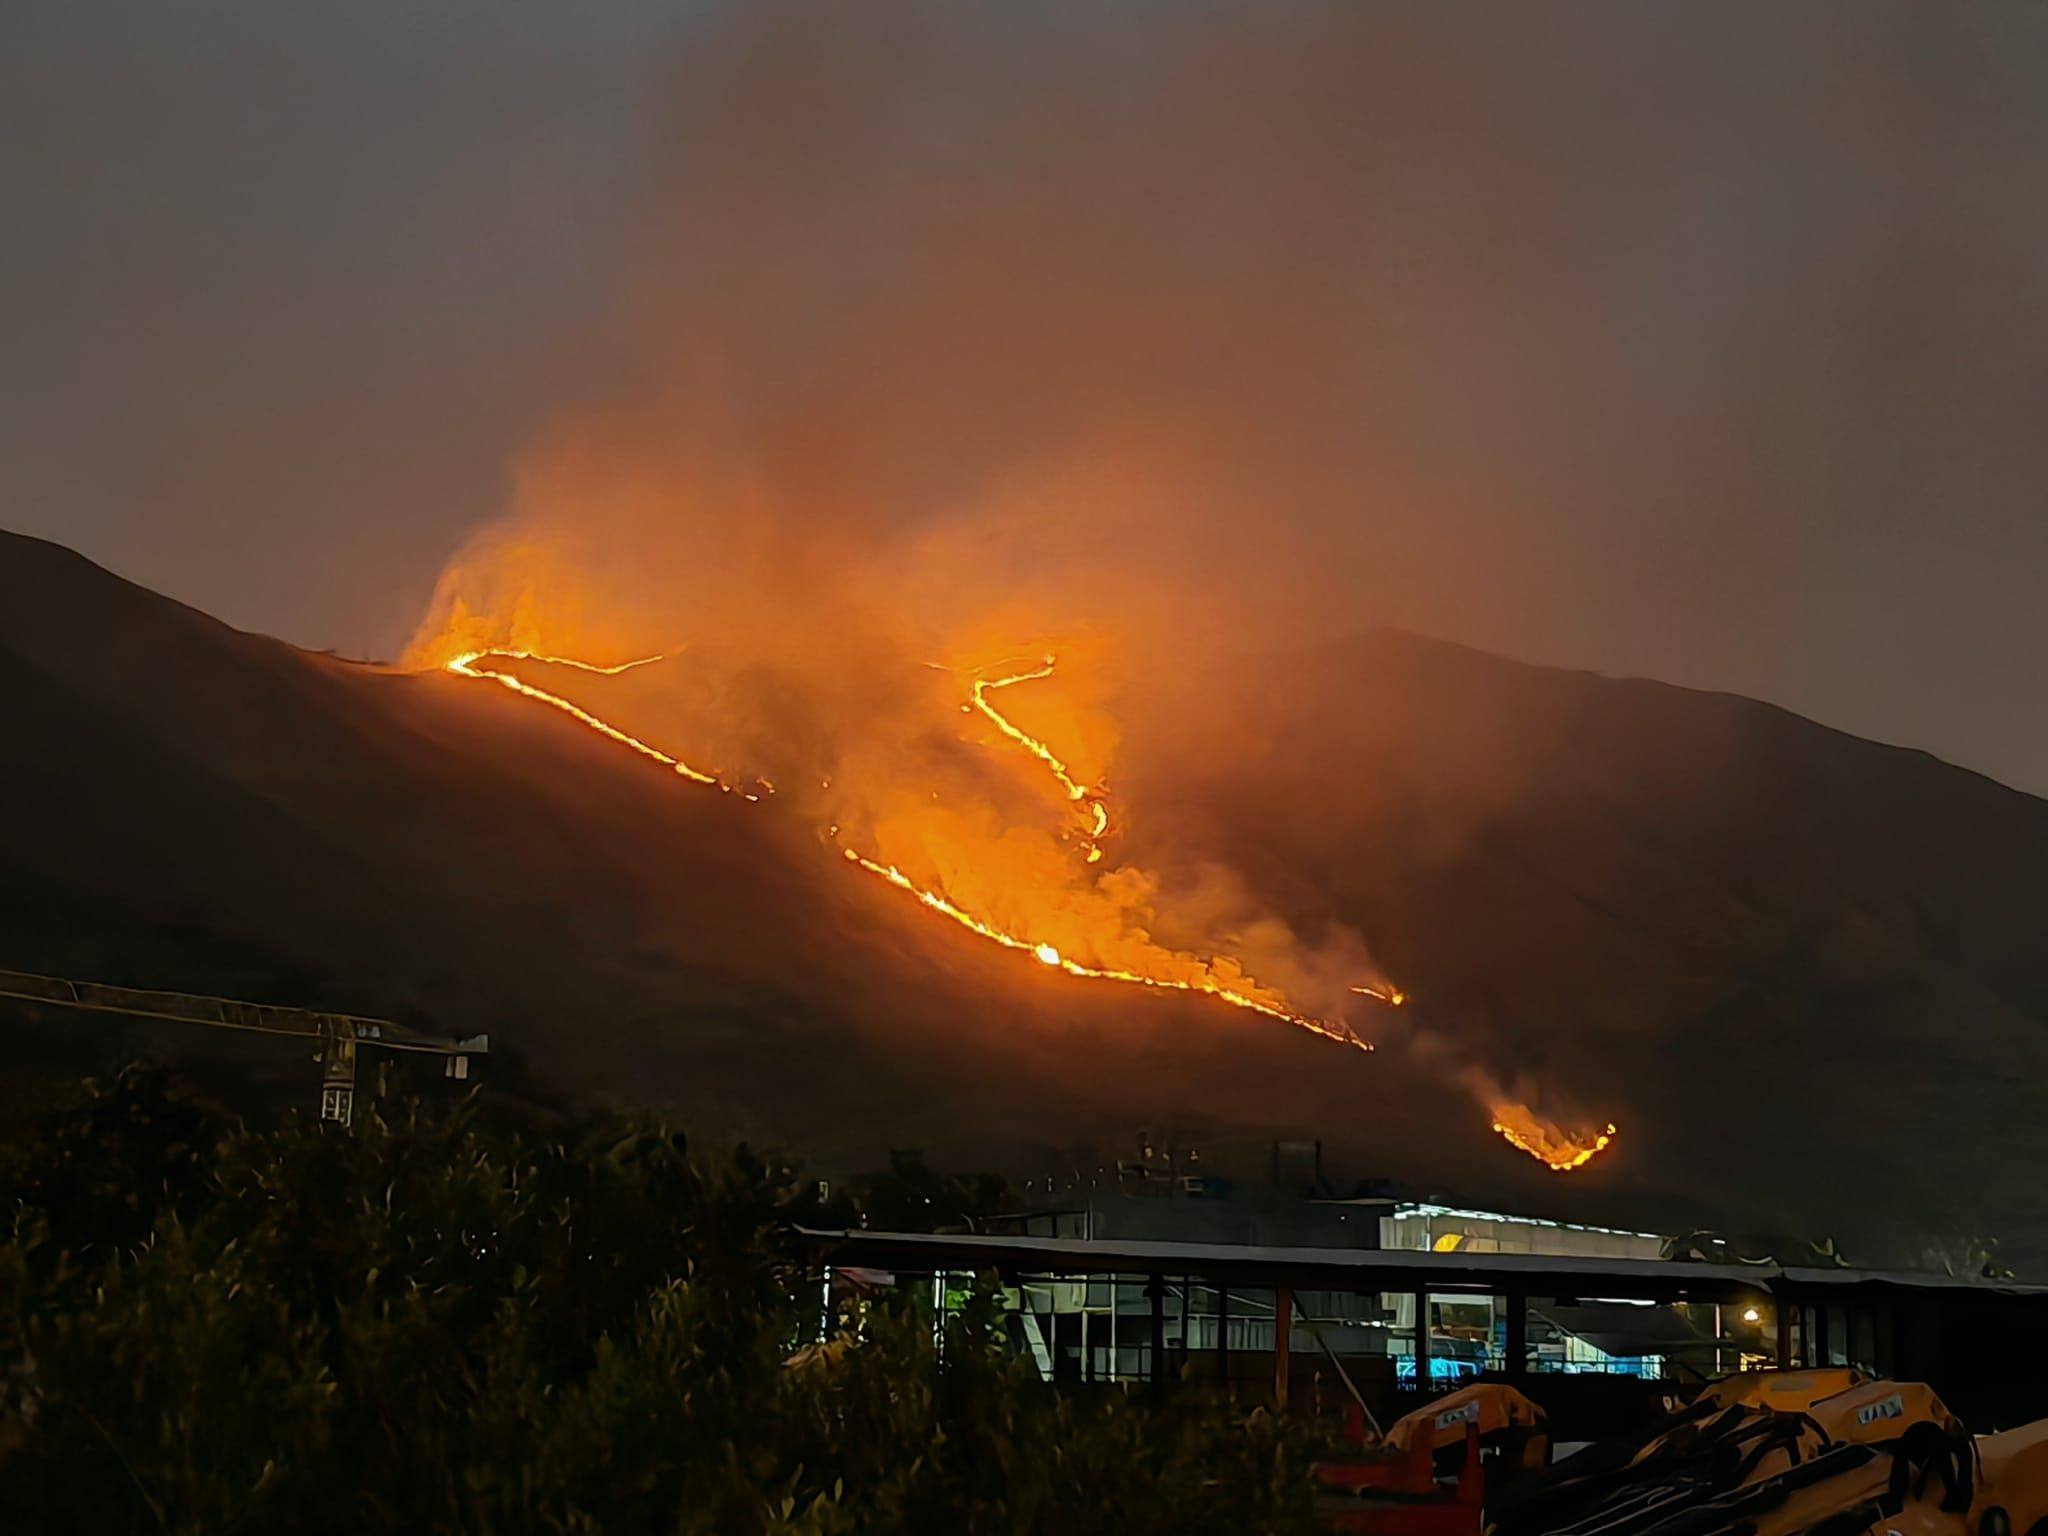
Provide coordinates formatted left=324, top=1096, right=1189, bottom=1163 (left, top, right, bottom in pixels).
left=432, top=637, right=1627, bottom=1169
left=837, top=846, right=1370, bottom=1050
left=965, top=656, right=1112, bottom=862
left=442, top=645, right=1372, bottom=1052
left=445, top=650, right=726, bottom=788
left=1488, top=1107, right=1616, bottom=1172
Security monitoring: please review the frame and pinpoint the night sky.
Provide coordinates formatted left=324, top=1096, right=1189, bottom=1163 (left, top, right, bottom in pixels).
left=6, top=2, right=2047, bottom=793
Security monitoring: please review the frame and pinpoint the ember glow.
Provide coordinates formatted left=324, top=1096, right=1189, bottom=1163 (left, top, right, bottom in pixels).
left=433, top=635, right=1614, bottom=1172
left=1489, top=1108, right=1618, bottom=1173
left=448, top=650, right=723, bottom=788
left=966, top=657, right=1112, bottom=862
left=837, top=845, right=1370, bottom=1048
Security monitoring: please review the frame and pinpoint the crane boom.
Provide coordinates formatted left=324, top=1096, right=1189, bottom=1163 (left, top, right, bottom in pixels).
left=0, top=967, right=488, bottom=1127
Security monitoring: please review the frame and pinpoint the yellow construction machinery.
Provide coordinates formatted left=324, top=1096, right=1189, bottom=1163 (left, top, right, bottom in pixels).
left=1483, top=1369, right=2048, bottom=1536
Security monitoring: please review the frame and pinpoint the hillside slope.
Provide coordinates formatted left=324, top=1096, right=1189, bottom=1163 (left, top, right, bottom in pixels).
left=1123, top=632, right=2048, bottom=1262
left=0, top=531, right=1475, bottom=1184
left=5, top=528, right=2045, bottom=1264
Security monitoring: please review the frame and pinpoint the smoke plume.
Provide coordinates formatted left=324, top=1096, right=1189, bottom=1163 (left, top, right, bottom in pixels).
left=404, top=1, right=1769, bottom=1163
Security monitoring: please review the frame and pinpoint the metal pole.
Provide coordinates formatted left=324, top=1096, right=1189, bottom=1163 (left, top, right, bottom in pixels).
left=1775, top=1297, right=1793, bottom=1368
left=1505, top=1290, right=1527, bottom=1377
left=1109, top=1273, right=1119, bottom=1384
left=1147, top=1275, right=1167, bottom=1401
left=1414, top=1289, right=1432, bottom=1390
left=1215, top=1282, right=1231, bottom=1397
left=1274, top=1284, right=1293, bottom=1410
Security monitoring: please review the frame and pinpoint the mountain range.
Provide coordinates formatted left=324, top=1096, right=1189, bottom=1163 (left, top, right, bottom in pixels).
left=5, top=527, right=2044, bottom=1268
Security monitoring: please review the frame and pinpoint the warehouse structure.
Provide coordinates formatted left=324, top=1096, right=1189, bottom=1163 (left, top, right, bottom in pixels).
left=804, top=1216, right=2048, bottom=1434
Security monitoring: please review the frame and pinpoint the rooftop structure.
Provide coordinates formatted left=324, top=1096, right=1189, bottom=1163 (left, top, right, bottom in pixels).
left=802, top=1225, right=2048, bottom=1433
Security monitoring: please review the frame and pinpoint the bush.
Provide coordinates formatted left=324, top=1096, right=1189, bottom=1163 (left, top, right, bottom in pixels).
left=0, top=1071, right=1330, bottom=1533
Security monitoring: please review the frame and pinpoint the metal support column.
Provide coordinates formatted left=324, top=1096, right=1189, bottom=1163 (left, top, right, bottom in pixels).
left=1505, top=1291, right=1528, bottom=1377
left=1274, top=1284, right=1293, bottom=1410
left=1775, top=1297, right=1793, bottom=1367
left=1413, top=1289, right=1432, bottom=1389
left=1147, top=1275, right=1167, bottom=1401
left=1215, top=1283, right=1230, bottom=1395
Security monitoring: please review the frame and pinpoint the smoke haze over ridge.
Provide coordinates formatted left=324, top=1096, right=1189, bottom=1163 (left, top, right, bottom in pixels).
left=6, top=1, right=2048, bottom=791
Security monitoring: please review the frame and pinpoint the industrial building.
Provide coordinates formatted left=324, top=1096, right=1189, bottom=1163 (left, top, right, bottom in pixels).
left=805, top=1194, right=2048, bottom=1435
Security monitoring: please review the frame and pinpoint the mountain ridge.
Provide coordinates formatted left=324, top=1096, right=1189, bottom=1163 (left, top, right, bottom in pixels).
left=4, top=526, right=2044, bottom=1266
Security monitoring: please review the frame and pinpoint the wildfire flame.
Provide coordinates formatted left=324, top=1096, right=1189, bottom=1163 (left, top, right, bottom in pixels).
left=448, top=650, right=724, bottom=789
left=966, top=657, right=1111, bottom=862
left=837, top=845, right=1370, bottom=1049
left=1352, top=983, right=1407, bottom=1007
left=1489, top=1108, right=1617, bottom=1173
left=436, top=642, right=1619, bottom=1171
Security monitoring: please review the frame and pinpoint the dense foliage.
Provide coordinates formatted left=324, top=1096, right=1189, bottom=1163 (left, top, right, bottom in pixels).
left=0, top=1069, right=1330, bottom=1533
